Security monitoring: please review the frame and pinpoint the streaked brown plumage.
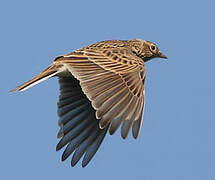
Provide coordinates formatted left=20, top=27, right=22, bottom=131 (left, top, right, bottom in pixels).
left=11, top=39, right=167, bottom=167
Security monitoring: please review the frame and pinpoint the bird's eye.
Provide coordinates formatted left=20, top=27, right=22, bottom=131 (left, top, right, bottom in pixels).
left=150, top=45, right=156, bottom=52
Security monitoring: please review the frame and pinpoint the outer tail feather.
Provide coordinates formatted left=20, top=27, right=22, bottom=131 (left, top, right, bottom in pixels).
left=10, top=64, right=64, bottom=92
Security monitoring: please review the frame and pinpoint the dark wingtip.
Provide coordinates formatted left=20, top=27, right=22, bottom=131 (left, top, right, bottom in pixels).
left=61, top=152, right=68, bottom=161
left=121, top=135, right=127, bottom=140
left=56, top=142, right=62, bottom=151
left=121, top=130, right=129, bottom=140
left=71, top=158, right=78, bottom=167
left=109, top=129, right=115, bottom=136
left=82, top=161, right=87, bottom=168
left=132, top=134, right=138, bottom=139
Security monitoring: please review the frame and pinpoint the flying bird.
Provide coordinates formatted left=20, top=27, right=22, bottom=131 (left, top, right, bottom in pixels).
left=11, top=39, right=167, bottom=167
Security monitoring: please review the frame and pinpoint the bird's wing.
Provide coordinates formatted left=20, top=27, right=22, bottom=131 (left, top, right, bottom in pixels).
left=56, top=46, right=146, bottom=139
left=57, top=77, right=109, bottom=167
left=57, top=45, right=142, bottom=74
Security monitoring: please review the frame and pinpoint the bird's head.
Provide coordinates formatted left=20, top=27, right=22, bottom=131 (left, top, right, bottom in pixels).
left=129, top=39, right=167, bottom=62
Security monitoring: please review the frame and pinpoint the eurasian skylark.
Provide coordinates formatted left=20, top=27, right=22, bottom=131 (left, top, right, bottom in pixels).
left=11, top=39, right=167, bottom=167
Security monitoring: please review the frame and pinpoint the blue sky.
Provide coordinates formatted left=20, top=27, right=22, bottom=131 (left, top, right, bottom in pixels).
left=1, top=0, right=215, bottom=179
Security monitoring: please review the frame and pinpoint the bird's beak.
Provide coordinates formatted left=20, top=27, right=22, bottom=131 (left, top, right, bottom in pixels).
left=158, top=51, right=167, bottom=59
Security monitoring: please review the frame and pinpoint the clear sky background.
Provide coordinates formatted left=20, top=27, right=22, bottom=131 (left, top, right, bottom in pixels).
left=1, top=0, right=215, bottom=179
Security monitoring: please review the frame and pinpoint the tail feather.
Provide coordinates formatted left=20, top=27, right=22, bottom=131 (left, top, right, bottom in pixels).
left=10, top=64, right=65, bottom=92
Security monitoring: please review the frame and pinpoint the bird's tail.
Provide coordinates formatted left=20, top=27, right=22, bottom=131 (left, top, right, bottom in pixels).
left=10, top=64, right=65, bottom=92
